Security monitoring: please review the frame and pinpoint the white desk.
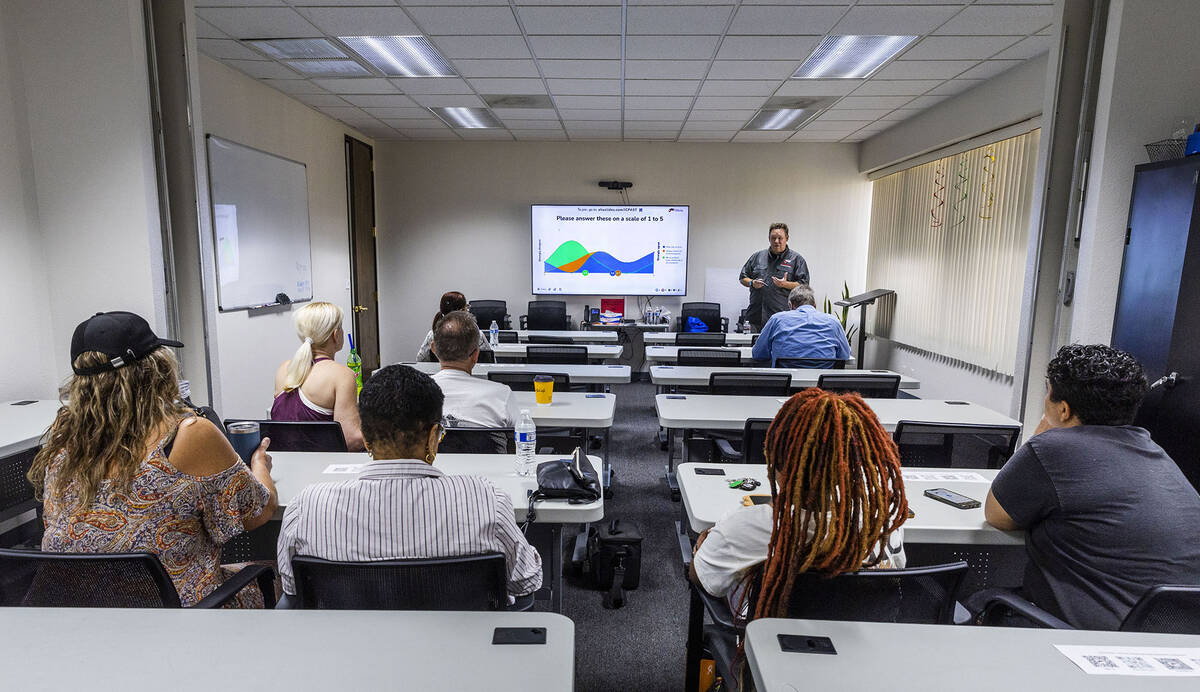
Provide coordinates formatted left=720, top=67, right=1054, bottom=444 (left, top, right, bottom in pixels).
left=482, top=329, right=618, bottom=343
left=400, top=362, right=631, bottom=386
left=0, top=608, right=575, bottom=691
left=645, top=332, right=754, bottom=345
left=493, top=343, right=623, bottom=362
left=676, top=462, right=1022, bottom=546
left=0, top=399, right=59, bottom=458
left=645, top=345, right=762, bottom=363
left=651, top=366, right=919, bottom=390
left=745, top=618, right=1200, bottom=691
left=513, top=391, right=614, bottom=428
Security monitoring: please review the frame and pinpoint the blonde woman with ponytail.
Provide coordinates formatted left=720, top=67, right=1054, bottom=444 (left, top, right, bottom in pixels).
left=271, top=301, right=364, bottom=451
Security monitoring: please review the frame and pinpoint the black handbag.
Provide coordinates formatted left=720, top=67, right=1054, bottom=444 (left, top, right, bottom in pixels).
left=523, top=448, right=601, bottom=530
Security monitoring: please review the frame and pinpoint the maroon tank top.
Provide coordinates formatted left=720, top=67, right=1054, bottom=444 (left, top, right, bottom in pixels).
left=270, top=357, right=336, bottom=422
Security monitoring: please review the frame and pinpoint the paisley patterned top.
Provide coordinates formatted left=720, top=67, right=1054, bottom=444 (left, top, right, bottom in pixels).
left=40, top=424, right=272, bottom=608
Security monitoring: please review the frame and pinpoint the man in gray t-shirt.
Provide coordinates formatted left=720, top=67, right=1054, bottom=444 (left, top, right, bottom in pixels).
left=738, top=222, right=809, bottom=331
left=986, top=344, right=1200, bottom=630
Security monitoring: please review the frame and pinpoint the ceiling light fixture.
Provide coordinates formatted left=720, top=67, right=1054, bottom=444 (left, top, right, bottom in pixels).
left=340, top=36, right=456, bottom=77
left=283, top=59, right=371, bottom=77
left=246, top=38, right=347, bottom=60
left=429, top=107, right=502, bottom=129
left=792, top=35, right=917, bottom=80
left=745, top=109, right=818, bottom=131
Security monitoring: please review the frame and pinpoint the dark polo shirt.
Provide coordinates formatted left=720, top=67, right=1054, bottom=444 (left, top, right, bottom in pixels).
left=739, top=247, right=809, bottom=326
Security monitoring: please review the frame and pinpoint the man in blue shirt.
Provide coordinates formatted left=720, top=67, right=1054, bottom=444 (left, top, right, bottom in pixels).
left=751, top=285, right=850, bottom=367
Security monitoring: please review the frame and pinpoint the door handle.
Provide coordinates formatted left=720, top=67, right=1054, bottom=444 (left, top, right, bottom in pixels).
left=353, top=305, right=369, bottom=313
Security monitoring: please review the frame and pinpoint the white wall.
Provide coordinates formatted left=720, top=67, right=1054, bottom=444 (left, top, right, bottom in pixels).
left=1071, top=0, right=1200, bottom=344
left=374, top=142, right=873, bottom=363
left=866, top=339, right=1013, bottom=414
left=197, top=56, right=371, bottom=418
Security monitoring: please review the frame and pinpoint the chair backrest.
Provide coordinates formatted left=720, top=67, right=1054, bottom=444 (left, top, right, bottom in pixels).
left=681, top=302, right=723, bottom=333
left=486, top=371, right=571, bottom=391
left=708, top=372, right=791, bottom=397
left=498, top=330, right=519, bottom=343
left=0, top=548, right=181, bottom=607
left=1120, top=585, right=1200, bottom=634
left=677, top=348, right=742, bottom=368
left=752, top=561, right=968, bottom=625
left=476, top=349, right=496, bottom=364
left=740, top=418, right=773, bottom=464
left=526, top=301, right=568, bottom=331
left=527, top=335, right=573, bottom=344
left=676, top=332, right=726, bottom=346
left=775, top=358, right=846, bottom=370
left=291, top=553, right=508, bottom=610
left=468, top=300, right=509, bottom=330
left=892, top=421, right=1021, bottom=469
left=816, top=373, right=900, bottom=398
left=439, top=427, right=515, bottom=454
left=227, top=420, right=348, bottom=453
left=526, top=345, right=589, bottom=365
left=0, top=448, right=38, bottom=518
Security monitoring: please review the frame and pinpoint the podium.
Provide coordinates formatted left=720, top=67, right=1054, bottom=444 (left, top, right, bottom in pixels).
left=834, top=288, right=895, bottom=368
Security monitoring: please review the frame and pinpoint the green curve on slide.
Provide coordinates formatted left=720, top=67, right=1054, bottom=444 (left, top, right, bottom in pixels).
left=545, top=240, right=590, bottom=267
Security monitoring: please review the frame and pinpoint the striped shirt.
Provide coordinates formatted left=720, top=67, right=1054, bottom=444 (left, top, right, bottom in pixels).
left=276, top=458, right=542, bottom=598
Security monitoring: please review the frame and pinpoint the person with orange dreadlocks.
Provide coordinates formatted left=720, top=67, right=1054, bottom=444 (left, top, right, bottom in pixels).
left=688, top=388, right=909, bottom=609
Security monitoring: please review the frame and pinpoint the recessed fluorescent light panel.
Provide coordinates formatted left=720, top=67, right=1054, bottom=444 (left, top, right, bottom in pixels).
left=284, top=59, right=371, bottom=77
left=746, top=109, right=818, bottom=131
left=793, top=35, right=917, bottom=79
left=247, top=38, right=346, bottom=60
left=340, top=36, right=456, bottom=77
left=430, top=107, right=502, bottom=129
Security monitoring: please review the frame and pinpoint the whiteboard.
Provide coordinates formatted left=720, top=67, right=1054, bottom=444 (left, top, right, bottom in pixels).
left=206, top=135, right=312, bottom=311
left=704, top=267, right=748, bottom=326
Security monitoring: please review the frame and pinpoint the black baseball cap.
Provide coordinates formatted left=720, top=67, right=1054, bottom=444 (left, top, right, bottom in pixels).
left=70, top=311, right=184, bottom=376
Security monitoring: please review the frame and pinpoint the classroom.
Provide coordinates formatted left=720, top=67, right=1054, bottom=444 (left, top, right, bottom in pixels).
left=2, top=1, right=1200, bottom=690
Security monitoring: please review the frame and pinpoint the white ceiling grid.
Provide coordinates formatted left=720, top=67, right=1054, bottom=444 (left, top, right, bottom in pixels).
left=195, top=0, right=1054, bottom=142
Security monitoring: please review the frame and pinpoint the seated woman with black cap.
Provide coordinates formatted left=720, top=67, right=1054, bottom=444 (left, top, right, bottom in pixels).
left=29, top=311, right=279, bottom=608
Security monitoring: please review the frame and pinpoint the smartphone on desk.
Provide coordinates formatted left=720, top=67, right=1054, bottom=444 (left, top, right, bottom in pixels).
left=742, top=495, right=772, bottom=507
left=923, top=487, right=981, bottom=509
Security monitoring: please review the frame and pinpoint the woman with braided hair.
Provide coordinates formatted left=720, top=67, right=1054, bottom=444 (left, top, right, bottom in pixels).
left=689, top=388, right=909, bottom=614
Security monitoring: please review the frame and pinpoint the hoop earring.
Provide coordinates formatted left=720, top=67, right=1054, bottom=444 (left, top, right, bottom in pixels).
left=424, top=449, right=435, bottom=463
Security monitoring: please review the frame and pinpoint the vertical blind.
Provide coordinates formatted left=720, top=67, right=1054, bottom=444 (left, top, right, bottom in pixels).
left=865, top=129, right=1040, bottom=375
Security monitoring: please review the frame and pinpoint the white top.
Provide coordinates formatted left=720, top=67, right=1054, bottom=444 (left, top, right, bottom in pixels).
left=745, top=618, right=1200, bottom=692
left=0, top=400, right=60, bottom=458
left=400, top=362, right=632, bottom=385
left=0, top=608, right=575, bottom=691
left=645, top=332, right=754, bottom=345
left=432, top=368, right=520, bottom=428
left=650, top=366, right=919, bottom=390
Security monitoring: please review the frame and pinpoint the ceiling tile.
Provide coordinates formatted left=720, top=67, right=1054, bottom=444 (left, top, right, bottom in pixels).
left=194, top=7, right=320, bottom=38
left=774, top=80, right=861, bottom=96
left=819, top=108, right=893, bottom=120
left=935, top=5, right=1056, bottom=36
left=788, top=133, right=842, bottom=142
left=831, top=5, right=959, bottom=34
left=195, top=19, right=228, bottom=39
left=699, top=80, right=781, bottom=96
left=835, top=95, right=913, bottom=109
left=879, top=108, right=922, bottom=121
left=564, top=121, right=621, bottom=129
left=626, top=36, right=720, bottom=60
left=262, top=79, right=328, bottom=94
left=491, top=107, right=558, bottom=119
left=499, top=119, right=563, bottom=129
left=312, top=77, right=399, bottom=93
left=905, top=93, right=950, bottom=109
left=566, top=134, right=621, bottom=140
left=431, top=36, right=532, bottom=59
left=539, top=60, right=621, bottom=79
left=624, top=80, right=700, bottom=96
left=557, top=109, right=621, bottom=120
left=222, top=59, right=300, bottom=79
left=314, top=105, right=370, bottom=119
left=342, top=94, right=419, bottom=107
left=902, top=35, right=1021, bottom=61
left=405, top=6, right=520, bottom=34
left=993, top=35, right=1052, bottom=60
left=624, top=121, right=683, bottom=130
left=364, top=107, right=430, bottom=118
left=554, top=95, right=622, bottom=108
left=802, top=120, right=868, bottom=132
left=693, top=95, right=766, bottom=110
left=194, top=0, right=286, bottom=6
left=293, top=94, right=350, bottom=107
left=708, top=60, right=799, bottom=80
left=407, top=94, right=486, bottom=107
left=849, top=79, right=940, bottom=96
left=296, top=0, right=405, bottom=6
left=626, top=5, right=733, bottom=34
left=956, top=59, right=1023, bottom=80
left=297, top=7, right=420, bottom=35
left=686, top=109, right=757, bottom=121
left=625, top=95, right=694, bottom=109
left=715, top=36, right=820, bottom=61
left=198, top=39, right=263, bottom=61
left=528, top=36, right=620, bottom=59
left=387, top=118, right=451, bottom=129
left=677, top=133, right=735, bottom=141
left=452, top=59, right=541, bottom=77
left=546, top=79, right=621, bottom=95
left=468, top=78, right=548, bottom=94
left=927, top=79, right=982, bottom=96
left=624, top=108, right=690, bottom=120
left=733, top=131, right=794, bottom=142
left=873, top=60, right=976, bottom=80
left=391, top=77, right=474, bottom=94
left=455, top=130, right=515, bottom=140
left=517, top=6, right=621, bottom=34
left=511, top=130, right=568, bottom=141
left=728, top=5, right=845, bottom=35
left=625, top=60, right=709, bottom=79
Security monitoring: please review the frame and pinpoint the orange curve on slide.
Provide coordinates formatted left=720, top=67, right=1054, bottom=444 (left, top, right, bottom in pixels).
left=557, top=253, right=594, bottom=272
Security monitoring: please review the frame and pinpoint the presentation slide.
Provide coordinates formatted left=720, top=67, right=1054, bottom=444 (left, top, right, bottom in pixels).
left=532, top=204, right=688, bottom=296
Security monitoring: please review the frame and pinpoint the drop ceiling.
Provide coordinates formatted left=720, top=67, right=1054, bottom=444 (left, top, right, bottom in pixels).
left=195, top=1, right=1055, bottom=143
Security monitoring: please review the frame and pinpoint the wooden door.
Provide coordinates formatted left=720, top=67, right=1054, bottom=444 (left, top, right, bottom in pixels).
left=346, top=136, right=380, bottom=378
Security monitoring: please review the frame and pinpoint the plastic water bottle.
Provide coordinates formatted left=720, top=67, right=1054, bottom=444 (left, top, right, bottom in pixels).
left=346, top=333, right=363, bottom=396
left=515, top=410, right=536, bottom=476
left=489, top=320, right=499, bottom=347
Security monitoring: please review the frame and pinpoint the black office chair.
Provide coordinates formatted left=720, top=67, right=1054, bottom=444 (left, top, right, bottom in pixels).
left=817, top=373, right=901, bottom=398
left=526, top=345, right=589, bottom=365
left=476, top=349, right=496, bottom=364
left=522, top=301, right=571, bottom=330
left=708, top=372, right=791, bottom=396
left=675, top=332, right=726, bottom=346
left=893, top=421, right=1021, bottom=469
left=497, top=330, right=519, bottom=344
left=0, top=547, right=272, bottom=608
left=288, top=553, right=512, bottom=611
left=527, top=335, right=574, bottom=344
left=971, top=590, right=1073, bottom=629
left=677, top=302, right=728, bottom=333
left=713, top=418, right=773, bottom=464
left=1, top=446, right=41, bottom=548
left=439, top=427, right=515, bottom=454
left=468, top=300, right=511, bottom=330
left=775, top=357, right=846, bottom=369
left=1120, top=585, right=1200, bottom=634
left=223, top=420, right=347, bottom=453
left=486, top=371, right=571, bottom=391
left=677, top=348, right=741, bottom=368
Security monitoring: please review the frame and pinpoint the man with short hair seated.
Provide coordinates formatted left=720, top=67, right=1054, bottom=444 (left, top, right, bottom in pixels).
left=750, top=284, right=850, bottom=367
left=276, top=365, right=542, bottom=603
left=984, top=344, right=1200, bottom=630
left=431, top=310, right=520, bottom=428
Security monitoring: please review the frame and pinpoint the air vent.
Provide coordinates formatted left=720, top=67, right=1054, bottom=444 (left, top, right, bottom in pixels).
left=483, top=94, right=555, bottom=109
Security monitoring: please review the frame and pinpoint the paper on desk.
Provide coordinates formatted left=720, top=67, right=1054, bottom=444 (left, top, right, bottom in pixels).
left=901, top=470, right=989, bottom=483
left=1055, top=645, right=1200, bottom=676
left=323, top=463, right=365, bottom=474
